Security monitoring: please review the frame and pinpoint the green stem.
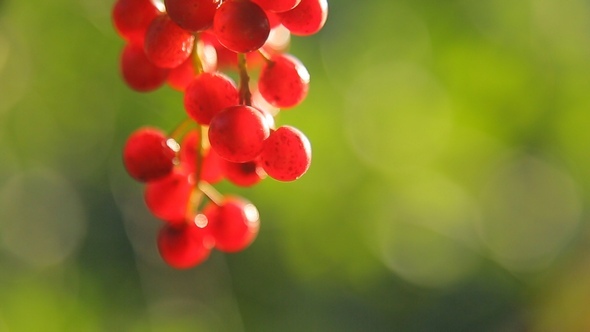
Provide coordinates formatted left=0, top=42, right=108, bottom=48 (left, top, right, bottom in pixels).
left=194, top=124, right=203, bottom=184
left=237, top=53, right=252, bottom=106
left=198, top=181, right=224, bottom=206
left=169, top=117, right=196, bottom=141
left=193, top=35, right=204, bottom=74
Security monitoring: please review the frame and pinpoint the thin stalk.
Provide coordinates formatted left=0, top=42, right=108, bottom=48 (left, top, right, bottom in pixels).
left=237, top=52, right=252, bottom=106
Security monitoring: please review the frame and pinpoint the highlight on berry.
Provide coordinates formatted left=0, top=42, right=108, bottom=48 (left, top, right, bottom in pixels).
left=113, top=0, right=327, bottom=269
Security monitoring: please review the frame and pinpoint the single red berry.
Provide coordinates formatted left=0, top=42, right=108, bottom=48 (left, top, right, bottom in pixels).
left=208, top=105, right=271, bottom=163
left=221, top=159, right=266, bottom=187
left=120, top=43, right=170, bottom=92
left=258, top=53, right=309, bottom=108
left=164, top=0, right=220, bottom=32
left=213, top=0, right=270, bottom=53
left=123, top=127, right=178, bottom=182
left=259, top=126, right=311, bottom=181
left=183, top=73, right=239, bottom=125
left=112, top=0, right=161, bottom=45
left=144, top=168, right=194, bottom=222
left=203, top=196, right=260, bottom=253
left=251, top=0, right=300, bottom=13
left=157, top=220, right=213, bottom=269
left=278, top=0, right=328, bottom=36
left=144, top=14, right=195, bottom=68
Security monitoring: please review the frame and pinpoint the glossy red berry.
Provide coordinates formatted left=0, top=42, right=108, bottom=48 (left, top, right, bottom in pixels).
left=203, top=196, right=260, bottom=253
left=208, top=105, right=271, bottom=163
left=123, top=127, right=178, bottom=182
left=258, top=53, right=309, bottom=108
left=183, top=73, right=239, bottom=125
left=112, top=0, right=161, bottom=45
left=144, top=14, right=195, bottom=68
left=164, top=0, right=220, bottom=32
left=278, top=0, right=328, bottom=36
left=120, top=43, right=170, bottom=92
left=259, top=126, right=311, bottom=181
left=251, top=0, right=300, bottom=13
left=157, top=220, right=213, bottom=269
left=144, top=169, right=194, bottom=222
left=213, top=0, right=270, bottom=53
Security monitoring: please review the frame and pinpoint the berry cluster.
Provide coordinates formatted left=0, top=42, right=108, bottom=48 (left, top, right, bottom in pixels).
left=112, top=0, right=327, bottom=269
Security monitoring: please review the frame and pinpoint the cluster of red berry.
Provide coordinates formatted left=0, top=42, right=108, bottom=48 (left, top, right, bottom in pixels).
left=112, top=0, right=328, bottom=269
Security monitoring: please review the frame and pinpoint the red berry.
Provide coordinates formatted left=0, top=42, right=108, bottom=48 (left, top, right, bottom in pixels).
left=112, top=0, right=161, bottom=45
left=221, top=159, right=266, bottom=187
left=144, top=14, right=195, bottom=68
left=251, top=0, right=300, bottom=13
left=258, top=53, right=309, bottom=108
left=120, top=43, right=170, bottom=92
left=213, top=0, right=270, bottom=53
left=164, top=0, right=220, bottom=32
left=144, top=169, right=194, bottom=222
left=157, top=220, right=213, bottom=269
left=278, top=0, right=328, bottom=36
left=208, top=105, right=271, bottom=163
left=203, top=196, right=260, bottom=253
left=123, top=127, right=178, bottom=182
left=259, top=126, right=311, bottom=181
left=183, top=73, right=239, bottom=125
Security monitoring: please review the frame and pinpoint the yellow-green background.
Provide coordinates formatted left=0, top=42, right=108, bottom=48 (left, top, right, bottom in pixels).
left=2, top=0, right=590, bottom=330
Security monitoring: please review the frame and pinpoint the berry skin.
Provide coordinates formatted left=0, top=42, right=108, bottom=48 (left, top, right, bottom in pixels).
left=258, top=53, right=309, bottom=108
left=157, top=220, right=213, bottom=269
left=120, top=43, right=170, bottom=92
left=164, top=0, right=220, bottom=32
left=123, top=127, right=178, bottom=182
left=259, top=126, right=311, bottom=181
left=167, top=56, right=197, bottom=91
left=144, top=169, right=194, bottom=222
left=251, top=0, right=300, bottom=13
left=278, top=0, right=328, bottom=36
left=183, top=73, right=239, bottom=125
left=112, top=0, right=161, bottom=45
left=203, top=196, right=260, bottom=253
left=208, top=105, right=271, bottom=163
left=222, top=159, right=266, bottom=187
left=213, top=0, right=270, bottom=53
left=144, top=14, right=195, bottom=68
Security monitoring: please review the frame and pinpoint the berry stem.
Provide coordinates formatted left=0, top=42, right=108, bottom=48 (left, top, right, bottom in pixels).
left=193, top=124, right=204, bottom=184
left=258, top=49, right=272, bottom=64
left=237, top=52, right=252, bottom=106
left=169, top=117, right=195, bottom=141
left=193, top=35, right=204, bottom=74
left=198, top=180, right=224, bottom=206
left=186, top=185, right=204, bottom=222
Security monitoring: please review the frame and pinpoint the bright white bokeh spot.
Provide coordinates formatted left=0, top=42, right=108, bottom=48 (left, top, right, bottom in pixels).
left=194, top=214, right=208, bottom=228
left=244, top=204, right=259, bottom=223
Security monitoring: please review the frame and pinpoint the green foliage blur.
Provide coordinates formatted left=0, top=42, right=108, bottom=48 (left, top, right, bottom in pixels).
left=2, top=0, right=590, bottom=331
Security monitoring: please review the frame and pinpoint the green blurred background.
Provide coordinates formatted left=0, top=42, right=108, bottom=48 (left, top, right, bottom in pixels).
left=2, top=0, right=590, bottom=330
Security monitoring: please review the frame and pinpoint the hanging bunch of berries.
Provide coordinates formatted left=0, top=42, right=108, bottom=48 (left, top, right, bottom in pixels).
left=112, top=0, right=328, bottom=269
